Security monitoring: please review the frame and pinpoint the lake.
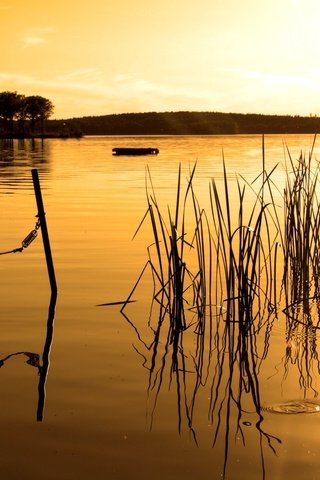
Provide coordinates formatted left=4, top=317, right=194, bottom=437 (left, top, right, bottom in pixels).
left=0, top=134, right=320, bottom=480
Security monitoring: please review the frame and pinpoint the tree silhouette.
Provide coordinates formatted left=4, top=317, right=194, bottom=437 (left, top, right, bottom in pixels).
left=25, top=95, right=54, bottom=136
left=0, top=92, right=54, bottom=137
left=0, top=91, right=25, bottom=136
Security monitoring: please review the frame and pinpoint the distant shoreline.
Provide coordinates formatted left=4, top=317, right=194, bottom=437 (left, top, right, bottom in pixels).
left=0, top=132, right=83, bottom=140
left=47, top=111, right=320, bottom=136
left=1, top=131, right=319, bottom=140
left=2, top=111, right=320, bottom=138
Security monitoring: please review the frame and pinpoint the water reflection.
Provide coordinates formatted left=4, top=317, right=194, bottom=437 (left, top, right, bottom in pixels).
left=0, top=139, right=52, bottom=192
left=3, top=134, right=320, bottom=479
left=0, top=351, right=40, bottom=370
left=37, top=291, right=57, bottom=421
left=122, top=278, right=320, bottom=477
left=0, top=138, right=14, bottom=161
left=0, top=137, right=49, bottom=162
left=282, top=301, right=320, bottom=396
left=122, top=294, right=283, bottom=477
left=0, top=292, right=57, bottom=422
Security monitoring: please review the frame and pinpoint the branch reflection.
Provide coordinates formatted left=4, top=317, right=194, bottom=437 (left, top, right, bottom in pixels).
left=0, top=291, right=57, bottom=421
left=37, top=290, right=57, bottom=421
left=0, top=351, right=40, bottom=370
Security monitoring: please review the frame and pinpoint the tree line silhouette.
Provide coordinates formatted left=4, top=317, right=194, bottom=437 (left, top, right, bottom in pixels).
left=47, top=110, right=320, bottom=136
left=2, top=92, right=320, bottom=138
left=0, top=91, right=54, bottom=138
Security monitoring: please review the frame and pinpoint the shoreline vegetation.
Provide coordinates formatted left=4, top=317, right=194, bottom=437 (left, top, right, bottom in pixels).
left=0, top=90, right=81, bottom=139
left=2, top=109, right=320, bottom=140
left=1, top=90, right=320, bottom=138
left=0, top=91, right=320, bottom=139
left=47, top=111, right=320, bottom=137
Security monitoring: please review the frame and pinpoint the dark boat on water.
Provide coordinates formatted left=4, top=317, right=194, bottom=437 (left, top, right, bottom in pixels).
left=112, top=147, right=159, bottom=156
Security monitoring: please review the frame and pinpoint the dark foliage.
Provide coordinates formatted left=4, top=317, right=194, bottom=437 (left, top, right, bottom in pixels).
left=0, top=91, right=57, bottom=138
left=47, top=111, right=320, bottom=136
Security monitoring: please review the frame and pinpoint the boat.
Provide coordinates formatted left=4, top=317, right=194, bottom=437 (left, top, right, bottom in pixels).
left=112, top=147, right=159, bottom=156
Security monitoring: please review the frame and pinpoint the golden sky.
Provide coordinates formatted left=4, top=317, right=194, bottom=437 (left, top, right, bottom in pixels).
left=1, top=0, right=320, bottom=118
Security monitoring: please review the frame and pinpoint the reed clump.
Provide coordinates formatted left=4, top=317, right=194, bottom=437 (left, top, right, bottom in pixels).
left=281, top=140, right=320, bottom=400
left=120, top=138, right=320, bottom=472
left=121, top=164, right=212, bottom=439
left=283, top=139, right=320, bottom=328
left=122, top=151, right=280, bottom=440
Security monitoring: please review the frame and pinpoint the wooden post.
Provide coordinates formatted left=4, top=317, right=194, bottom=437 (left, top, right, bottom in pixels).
left=31, top=168, right=57, bottom=293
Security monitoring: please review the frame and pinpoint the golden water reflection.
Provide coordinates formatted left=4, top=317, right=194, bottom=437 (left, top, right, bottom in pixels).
left=1, top=135, right=320, bottom=480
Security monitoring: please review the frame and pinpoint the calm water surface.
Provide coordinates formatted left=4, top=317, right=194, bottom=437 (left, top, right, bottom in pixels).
left=0, top=134, right=320, bottom=480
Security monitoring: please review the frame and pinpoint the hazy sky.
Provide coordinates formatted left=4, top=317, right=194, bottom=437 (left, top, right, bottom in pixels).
left=1, top=0, right=319, bottom=118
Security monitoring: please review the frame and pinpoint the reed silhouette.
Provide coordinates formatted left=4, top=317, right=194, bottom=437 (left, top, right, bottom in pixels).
left=117, top=138, right=320, bottom=478
left=119, top=154, right=283, bottom=476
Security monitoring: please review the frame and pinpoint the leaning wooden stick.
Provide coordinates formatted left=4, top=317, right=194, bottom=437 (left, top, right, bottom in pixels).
left=31, top=168, right=57, bottom=293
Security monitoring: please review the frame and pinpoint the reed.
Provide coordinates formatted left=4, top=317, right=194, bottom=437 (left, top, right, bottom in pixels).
left=126, top=164, right=210, bottom=329
left=283, top=139, right=320, bottom=328
left=206, top=150, right=282, bottom=477
left=122, top=156, right=281, bottom=451
left=120, top=141, right=320, bottom=475
left=121, top=164, right=211, bottom=439
left=280, top=138, right=320, bottom=400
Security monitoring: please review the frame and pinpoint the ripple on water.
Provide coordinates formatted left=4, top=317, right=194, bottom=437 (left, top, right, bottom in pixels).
left=263, top=400, right=320, bottom=414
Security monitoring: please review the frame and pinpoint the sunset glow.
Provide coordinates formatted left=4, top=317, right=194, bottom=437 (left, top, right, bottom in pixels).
left=1, top=0, right=320, bottom=118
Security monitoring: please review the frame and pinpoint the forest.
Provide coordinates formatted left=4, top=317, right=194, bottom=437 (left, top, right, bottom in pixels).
left=1, top=90, right=320, bottom=137
left=47, top=110, right=320, bottom=136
